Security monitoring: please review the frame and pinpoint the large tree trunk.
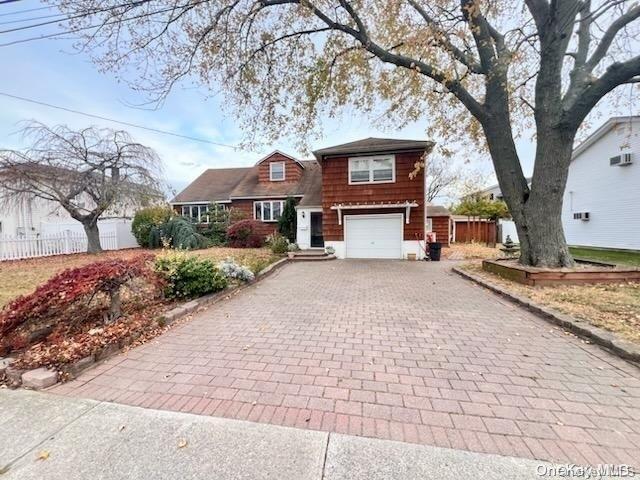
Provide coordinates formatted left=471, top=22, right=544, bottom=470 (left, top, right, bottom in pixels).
left=83, top=220, right=102, bottom=254
left=481, top=114, right=576, bottom=268
left=518, top=127, right=576, bottom=267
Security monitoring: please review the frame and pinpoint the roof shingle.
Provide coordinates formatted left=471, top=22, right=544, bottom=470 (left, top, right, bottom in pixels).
left=313, top=137, right=433, bottom=159
left=171, top=167, right=249, bottom=203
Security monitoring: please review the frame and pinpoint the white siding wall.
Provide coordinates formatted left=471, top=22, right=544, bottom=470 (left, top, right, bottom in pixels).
left=295, top=207, right=322, bottom=249
left=0, top=190, right=139, bottom=238
left=562, top=119, right=640, bottom=250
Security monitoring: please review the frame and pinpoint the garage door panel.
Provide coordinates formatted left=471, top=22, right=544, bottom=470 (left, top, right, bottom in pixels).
left=345, top=215, right=402, bottom=259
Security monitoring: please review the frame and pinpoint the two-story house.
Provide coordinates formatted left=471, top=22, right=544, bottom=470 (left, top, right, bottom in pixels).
left=562, top=116, right=640, bottom=251
left=171, top=138, right=434, bottom=259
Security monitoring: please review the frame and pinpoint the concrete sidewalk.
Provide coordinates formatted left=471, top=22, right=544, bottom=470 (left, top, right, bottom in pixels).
left=0, top=390, right=551, bottom=479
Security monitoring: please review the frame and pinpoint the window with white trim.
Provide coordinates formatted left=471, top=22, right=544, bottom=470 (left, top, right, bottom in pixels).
left=254, top=200, right=284, bottom=222
left=180, top=203, right=226, bottom=223
left=348, top=155, right=395, bottom=184
left=269, top=161, right=285, bottom=181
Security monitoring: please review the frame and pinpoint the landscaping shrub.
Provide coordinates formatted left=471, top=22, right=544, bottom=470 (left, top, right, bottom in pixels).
left=149, top=216, right=209, bottom=250
left=268, top=232, right=289, bottom=254
left=277, top=196, right=297, bottom=243
left=201, top=207, right=247, bottom=245
left=218, top=259, right=255, bottom=283
left=0, top=255, right=157, bottom=353
left=226, top=220, right=264, bottom=248
left=154, top=251, right=228, bottom=299
left=131, top=205, right=173, bottom=247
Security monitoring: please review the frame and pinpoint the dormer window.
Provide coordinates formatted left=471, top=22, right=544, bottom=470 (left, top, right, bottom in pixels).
left=270, top=161, right=285, bottom=181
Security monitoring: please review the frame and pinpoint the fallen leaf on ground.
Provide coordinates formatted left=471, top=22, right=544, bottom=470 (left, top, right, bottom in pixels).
left=36, top=451, right=50, bottom=461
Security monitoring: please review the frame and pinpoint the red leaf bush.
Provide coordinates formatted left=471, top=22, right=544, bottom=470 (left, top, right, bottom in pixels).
left=226, top=220, right=264, bottom=248
left=0, top=254, right=159, bottom=354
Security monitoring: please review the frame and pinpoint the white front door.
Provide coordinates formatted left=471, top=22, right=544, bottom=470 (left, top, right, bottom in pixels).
left=344, top=214, right=403, bottom=259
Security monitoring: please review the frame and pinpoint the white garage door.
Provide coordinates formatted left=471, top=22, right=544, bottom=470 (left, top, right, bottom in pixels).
left=345, top=214, right=403, bottom=259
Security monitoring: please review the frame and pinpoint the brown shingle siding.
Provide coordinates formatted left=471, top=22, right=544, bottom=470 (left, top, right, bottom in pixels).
left=321, top=151, right=425, bottom=241
left=257, top=153, right=303, bottom=183
left=429, top=215, right=450, bottom=246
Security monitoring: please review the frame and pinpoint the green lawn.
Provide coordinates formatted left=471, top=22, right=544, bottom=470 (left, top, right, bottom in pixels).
left=569, top=246, right=640, bottom=267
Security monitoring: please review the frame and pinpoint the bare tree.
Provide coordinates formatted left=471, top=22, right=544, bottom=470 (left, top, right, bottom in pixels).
left=414, top=156, right=464, bottom=203
left=53, top=0, right=640, bottom=266
left=0, top=122, right=163, bottom=253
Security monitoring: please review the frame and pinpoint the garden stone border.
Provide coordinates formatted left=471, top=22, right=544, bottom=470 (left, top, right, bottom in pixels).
left=3, top=257, right=291, bottom=390
left=452, top=266, right=640, bottom=365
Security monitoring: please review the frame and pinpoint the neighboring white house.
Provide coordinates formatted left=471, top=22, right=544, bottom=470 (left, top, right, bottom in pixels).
left=0, top=191, right=136, bottom=238
left=480, top=177, right=532, bottom=202
left=0, top=194, right=76, bottom=237
left=0, top=192, right=140, bottom=260
left=477, top=116, right=640, bottom=250
left=562, top=116, right=640, bottom=251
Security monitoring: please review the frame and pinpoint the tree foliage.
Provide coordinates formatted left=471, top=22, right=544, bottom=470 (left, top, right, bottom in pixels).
left=53, top=0, right=640, bottom=267
left=452, top=195, right=510, bottom=220
left=201, top=206, right=247, bottom=245
left=226, top=219, right=264, bottom=248
left=0, top=254, right=156, bottom=352
left=132, top=205, right=174, bottom=247
left=0, top=122, right=164, bottom=253
left=148, top=216, right=209, bottom=249
left=277, top=197, right=297, bottom=242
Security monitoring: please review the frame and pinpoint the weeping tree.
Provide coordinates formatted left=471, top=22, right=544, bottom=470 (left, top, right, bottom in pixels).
left=0, top=122, right=163, bottom=253
left=55, top=0, right=640, bottom=266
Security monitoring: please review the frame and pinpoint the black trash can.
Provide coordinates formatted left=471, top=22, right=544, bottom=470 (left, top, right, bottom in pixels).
left=428, top=242, right=442, bottom=261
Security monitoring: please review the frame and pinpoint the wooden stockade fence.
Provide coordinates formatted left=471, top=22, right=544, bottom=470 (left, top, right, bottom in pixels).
left=452, top=218, right=497, bottom=245
left=0, top=230, right=117, bottom=261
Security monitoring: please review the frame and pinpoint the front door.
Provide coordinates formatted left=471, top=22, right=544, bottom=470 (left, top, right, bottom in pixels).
left=310, top=212, right=324, bottom=248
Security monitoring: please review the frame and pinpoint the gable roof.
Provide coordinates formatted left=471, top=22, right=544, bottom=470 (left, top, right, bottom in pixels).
left=313, top=137, right=434, bottom=160
left=229, top=160, right=318, bottom=199
left=255, top=150, right=306, bottom=169
left=171, top=167, right=249, bottom=203
left=572, top=116, right=640, bottom=159
left=170, top=161, right=321, bottom=204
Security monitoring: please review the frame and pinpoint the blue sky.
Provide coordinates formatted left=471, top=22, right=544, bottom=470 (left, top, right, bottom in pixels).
left=0, top=0, right=601, bottom=200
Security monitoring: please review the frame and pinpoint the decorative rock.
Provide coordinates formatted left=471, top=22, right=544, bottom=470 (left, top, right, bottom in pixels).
left=95, top=343, right=120, bottom=362
left=0, top=357, right=15, bottom=376
left=63, top=355, right=95, bottom=378
left=22, top=368, right=58, bottom=389
left=5, top=366, right=24, bottom=386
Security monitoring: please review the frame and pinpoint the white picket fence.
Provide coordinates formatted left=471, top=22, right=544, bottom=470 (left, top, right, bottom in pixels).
left=0, top=230, right=118, bottom=261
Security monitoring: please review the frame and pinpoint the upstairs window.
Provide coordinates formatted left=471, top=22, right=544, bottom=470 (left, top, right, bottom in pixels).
left=254, top=200, right=284, bottom=222
left=270, top=161, right=285, bottom=181
left=348, top=155, right=395, bottom=184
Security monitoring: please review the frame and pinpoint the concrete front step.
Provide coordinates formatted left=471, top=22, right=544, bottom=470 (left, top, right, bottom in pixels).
left=292, top=250, right=328, bottom=256
left=290, top=254, right=336, bottom=262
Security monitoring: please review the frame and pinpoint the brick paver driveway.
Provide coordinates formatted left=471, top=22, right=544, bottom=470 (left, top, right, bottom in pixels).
left=52, top=261, right=640, bottom=466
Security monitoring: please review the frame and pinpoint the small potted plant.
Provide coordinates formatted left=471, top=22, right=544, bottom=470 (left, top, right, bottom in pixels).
left=325, top=246, right=335, bottom=255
